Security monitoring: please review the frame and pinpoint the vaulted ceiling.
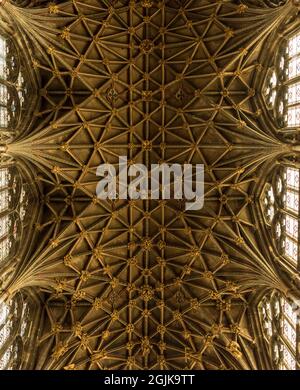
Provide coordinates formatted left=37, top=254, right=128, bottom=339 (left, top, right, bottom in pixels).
left=0, top=0, right=300, bottom=370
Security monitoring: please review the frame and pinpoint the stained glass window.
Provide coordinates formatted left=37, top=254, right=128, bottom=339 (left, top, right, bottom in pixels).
left=0, top=28, right=36, bottom=370
left=0, top=106, right=8, bottom=128
left=260, top=300, right=273, bottom=338
left=259, top=294, right=299, bottom=370
left=0, top=33, right=24, bottom=132
left=0, top=167, right=19, bottom=265
left=0, top=84, right=8, bottom=105
left=0, top=238, right=11, bottom=263
left=280, top=298, right=298, bottom=369
left=288, top=32, right=300, bottom=61
left=0, top=322, right=11, bottom=346
left=283, top=299, right=297, bottom=323
left=0, top=169, right=9, bottom=189
left=264, top=70, right=278, bottom=109
left=0, top=216, right=9, bottom=240
left=283, top=318, right=297, bottom=346
left=285, top=215, right=298, bottom=239
left=16, top=72, right=26, bottom=107
left=263, top=166, right=300, bottom=266
left=0, top=303, right=12, bottom=367
left=0, top=297, right=30, bottom=370
left=286, top=33, right=300, bottom=127
left=261, top=184, right=276, bottom=225
left=288, top=32, right=300, bottom=81
left=285, top=237, right=298, bottom=262
left=0, top=166, right=30, bottom=268
left=283, top=167, right=300, bottom=264
left=282, top=345, right=296, bottom=370
left=0, top=35, right=9, bottom=129
left=286, top=167, right=299, bottom=189
left=288, top=83, right=300, bottom=105
left=287, top=106, right=300, bottom=127
left=0, top=190, right=9, bottom=213
left=0, top=36, right=6, bottom=79
left=0, top=348, right=12, bottom=370
left=286, top=190, right=299, bottom=212
left=288, top=57, right=300, bottom=80
left=266, top=31, right=300, bottom=129
left=0, top=303, right=9, bottom=326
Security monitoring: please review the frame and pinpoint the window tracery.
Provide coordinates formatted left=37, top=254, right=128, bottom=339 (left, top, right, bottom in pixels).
left=260, top=164, right=300, bottom=368
left=261, top=165, right=300, bottom=268
left=0, top=295, right=32, bottom=370
left=0, top=33, right=29, bottom=139
left=0, top=36, right=7, bottom=80
left=263, top=30, right=300, bottom=131
left=0, top=165, right=30, bottom=267
left=259, top=293, right=299, bottom=370
left=0, top=19, right=40, bottom=369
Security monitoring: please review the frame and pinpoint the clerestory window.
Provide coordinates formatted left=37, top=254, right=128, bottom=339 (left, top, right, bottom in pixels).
left=0, top=34, right=28, bottom=137
left=0, top=26, right=38, bottom=372
left=261, top=165, right=300, bottom=268
left=0, top=165, right=31, bottom=267
left=0, top=295, right=31, bottom=370
left=263, top=30, right=300, bottom=131
left=259, top=293, right=299, bottom=370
